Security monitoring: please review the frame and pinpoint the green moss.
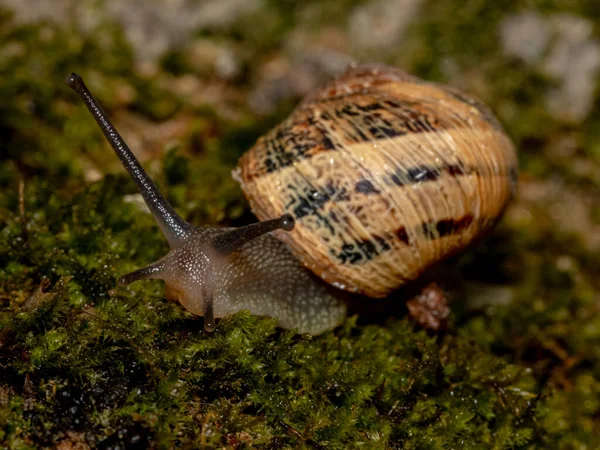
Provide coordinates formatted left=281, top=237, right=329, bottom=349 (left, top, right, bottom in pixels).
left=1, top=1, right=600, bottom=448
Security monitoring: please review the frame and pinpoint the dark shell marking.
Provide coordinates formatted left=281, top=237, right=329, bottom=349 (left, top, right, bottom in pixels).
left=235, top=65, right=517, bottom=297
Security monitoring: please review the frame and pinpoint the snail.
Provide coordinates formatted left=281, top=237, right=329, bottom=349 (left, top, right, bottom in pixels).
left=65, top=64, right=517, bottom=335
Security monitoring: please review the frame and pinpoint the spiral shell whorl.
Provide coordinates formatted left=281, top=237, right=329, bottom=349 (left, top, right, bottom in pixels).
left=235, top=65, right=517, bottom=297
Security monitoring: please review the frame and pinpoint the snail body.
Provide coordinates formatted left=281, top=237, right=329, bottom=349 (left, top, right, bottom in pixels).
left=235, top=65, right=517, bottom=297
left=66, top=73, right=346, bottom=335
left=66, top=63, right=517, bottom=335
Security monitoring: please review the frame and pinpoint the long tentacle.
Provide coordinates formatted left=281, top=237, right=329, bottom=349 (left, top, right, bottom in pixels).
left=66, top=73, right=193, bottom=247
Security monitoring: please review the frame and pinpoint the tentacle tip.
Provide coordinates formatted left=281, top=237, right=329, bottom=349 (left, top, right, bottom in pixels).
left=279, top=214, right=295, bottom=232
left=117, top=276, right=130, bottom=287
left=65, top=73, right=83, bottom=91
left=203, top=320, right=217, bottom=332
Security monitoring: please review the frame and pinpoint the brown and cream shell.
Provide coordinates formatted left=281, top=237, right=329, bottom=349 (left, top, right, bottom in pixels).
left=234, top=64, right=518, bottom=298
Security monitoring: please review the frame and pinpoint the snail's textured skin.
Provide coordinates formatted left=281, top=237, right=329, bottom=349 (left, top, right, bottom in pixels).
left=235, top=65, right=518, bottom=297
left=142, top=228, right=347, bottom=335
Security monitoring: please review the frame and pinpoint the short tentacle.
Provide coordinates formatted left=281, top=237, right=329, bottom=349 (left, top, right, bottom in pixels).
left=201, top=284, right=216, bottom=332
left=118, top=258, right=169, bottom=286
left=210, top=214, right=295, bottom=255
left=65, top=73, right=193, bottom=247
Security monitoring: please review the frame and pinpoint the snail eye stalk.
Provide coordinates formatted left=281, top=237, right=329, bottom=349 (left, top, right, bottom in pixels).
left=65, top=73, right=193, bottom=247
left=210, top=214, right=295, bottom=255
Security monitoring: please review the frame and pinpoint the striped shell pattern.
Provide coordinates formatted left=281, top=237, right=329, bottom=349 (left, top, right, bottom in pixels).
left=234, top=65, right=518, bottom=298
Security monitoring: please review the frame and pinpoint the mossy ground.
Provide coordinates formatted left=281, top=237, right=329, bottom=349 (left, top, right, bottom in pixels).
left=1, top=1, right=599, bottom=448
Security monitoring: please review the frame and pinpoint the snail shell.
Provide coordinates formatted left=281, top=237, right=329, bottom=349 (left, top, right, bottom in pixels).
left=234, top=64, right=518, bottom=298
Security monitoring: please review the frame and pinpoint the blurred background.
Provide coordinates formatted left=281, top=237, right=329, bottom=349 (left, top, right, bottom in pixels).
left=0, top=0, right=599, bottom=448
left=1, top=0, right=600, bottom=232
